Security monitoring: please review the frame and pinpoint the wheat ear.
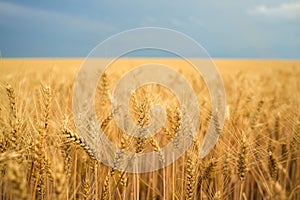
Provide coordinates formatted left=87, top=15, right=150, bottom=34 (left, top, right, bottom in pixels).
left=237, top=133, right=248, bottom=181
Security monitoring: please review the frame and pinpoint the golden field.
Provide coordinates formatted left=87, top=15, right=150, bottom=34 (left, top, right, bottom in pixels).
left=0, top=58, right=299, bottom=200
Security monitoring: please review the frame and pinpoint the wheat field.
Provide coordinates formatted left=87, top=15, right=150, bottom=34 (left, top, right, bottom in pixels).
left=0, top=58, right=299, bottom=200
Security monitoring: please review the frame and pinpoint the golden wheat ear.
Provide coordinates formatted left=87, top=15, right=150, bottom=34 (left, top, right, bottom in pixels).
left=5, top=84, right=19, bottom=150
left=185, top=151, right=196, bottom=200
left=62, top=126, right=96, bottom=160
left=237, top=132, right=248, bottom=181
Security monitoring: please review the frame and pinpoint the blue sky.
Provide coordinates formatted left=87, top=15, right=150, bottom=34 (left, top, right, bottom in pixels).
left=0, top=0, right=299, bottom=58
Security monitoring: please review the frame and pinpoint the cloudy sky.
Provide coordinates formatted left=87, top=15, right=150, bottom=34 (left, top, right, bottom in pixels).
left=0, top=0, right=299, bottom=58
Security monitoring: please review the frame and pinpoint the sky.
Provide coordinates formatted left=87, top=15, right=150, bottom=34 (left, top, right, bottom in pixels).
left=0, top=0, right=299, bottom=58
